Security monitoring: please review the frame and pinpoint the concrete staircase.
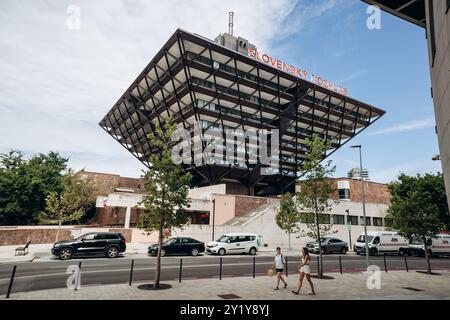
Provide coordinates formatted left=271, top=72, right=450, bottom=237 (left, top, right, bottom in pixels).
left=226, top=200, right=280, bottom=227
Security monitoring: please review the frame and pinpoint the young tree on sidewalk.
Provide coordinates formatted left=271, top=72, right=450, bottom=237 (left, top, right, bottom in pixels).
left=139, top=117, right=192, bottom=289
left=296, top=134, right=337, bottom=279
left=387, top=173, right=447, bottom=274
left=276, top=193, right=300, bottom=249
left=42, top=170, right=98, bottom=242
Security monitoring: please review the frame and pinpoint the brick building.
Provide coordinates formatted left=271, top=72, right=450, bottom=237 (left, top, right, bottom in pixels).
left=76, top=170, right=145, bottom=193
left=86, top=168, right=391, bottom=248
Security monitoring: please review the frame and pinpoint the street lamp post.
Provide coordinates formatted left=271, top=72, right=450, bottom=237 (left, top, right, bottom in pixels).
left=211, top=198, right=216, bottom=242
left=350, top=144, right=369, bottom=268
left=345, top=209, right=352, bottom=249
left=201, top=192, right=216, bottom=242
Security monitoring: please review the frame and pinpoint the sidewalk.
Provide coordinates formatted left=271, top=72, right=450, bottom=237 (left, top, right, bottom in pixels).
left=3, top=271, right=450, bottom=300
left=0, top=243, right=152, bottom=263
left=0, top=243, right=304, bottom=264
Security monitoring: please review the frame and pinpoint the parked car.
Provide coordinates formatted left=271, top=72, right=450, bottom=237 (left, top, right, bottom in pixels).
left=354, top=231, right=409, bottom=256
left=148, top=237, right=205, bottom=257
left=409, top=234, right=450, bottom=257
left=306, top=238, right=348, bottom=254
left=51, top=232, right=126, bottom=260
left=207, top=233, right=259, bottom=256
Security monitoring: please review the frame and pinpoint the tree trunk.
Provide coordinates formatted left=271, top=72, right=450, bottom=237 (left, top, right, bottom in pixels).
left=55, top=221, right=62, bottom=242
left=423, top=237, right=432, bottom=274
left=317, top=232, right=323, bottom=278
left=315, top=201, right=323, bottom=279
left=154, top=217, right=164, bottom=288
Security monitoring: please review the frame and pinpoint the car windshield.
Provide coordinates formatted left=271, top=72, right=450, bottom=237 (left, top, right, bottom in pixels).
left=77, top=233, right=94, bottom=241
left=410, top=237, right=424, bottom=245
left=357, top=235, right=374, bottom=243
left=164, top=238, right=176, bottom=245
left=217, top=235, right=230, bottom=243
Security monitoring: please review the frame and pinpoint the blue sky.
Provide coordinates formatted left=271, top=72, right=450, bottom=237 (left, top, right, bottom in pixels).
left=270, top=0, right=440, bottom=182
left=0, top=0, right=441, bottom=183
left=271, top=1, right=440, bottom=182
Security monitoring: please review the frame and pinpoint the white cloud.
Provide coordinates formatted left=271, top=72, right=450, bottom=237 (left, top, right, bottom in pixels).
left=0, top=0, right=344, bottom=177
left=278, top=0, right=338, bottom=38
left=336, top=69, right=368, bottom=84
left=368, top=117, right=435, bottom=135
left=0, top=0, right=293, bottom=176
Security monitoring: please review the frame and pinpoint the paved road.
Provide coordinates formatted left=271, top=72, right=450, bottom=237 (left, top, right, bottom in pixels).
left=1, top=253, right=449, bottom=295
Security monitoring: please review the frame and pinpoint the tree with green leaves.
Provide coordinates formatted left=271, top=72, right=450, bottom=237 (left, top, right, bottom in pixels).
left=276, top=193, right=300, bottom=249
left=295, top=134, right=337, bottom=278
left=387, top=173, right=448, bottom=274
left=0, top=150, right=67, bottom=225
left=41, top=170, right=99, bottom=241
left=138, top=117, right=192, bottom=288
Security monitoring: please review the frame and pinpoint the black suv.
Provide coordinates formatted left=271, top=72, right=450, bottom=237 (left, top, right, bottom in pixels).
left=51, top=232, right=126, bottom=260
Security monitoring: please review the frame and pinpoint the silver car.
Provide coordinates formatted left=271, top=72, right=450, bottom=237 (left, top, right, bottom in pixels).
left=306, top=238, right=348, bottom=254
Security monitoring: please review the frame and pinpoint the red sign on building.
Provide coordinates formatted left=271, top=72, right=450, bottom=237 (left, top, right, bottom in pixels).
left=247, top=48, right=349, bottom=96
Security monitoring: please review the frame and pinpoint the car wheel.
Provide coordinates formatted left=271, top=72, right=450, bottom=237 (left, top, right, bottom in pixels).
left=149, top=250, right=157, bottom=257
left=160, top=249, right=166, bottom=257
left=59, top=247, right=73, bottom=260
left=191, top=248, right=199, bottom=256
left=399, top=248, right=407, bottom=256
left=321, top=247, right=327, bottom=254
left=340, top=247, right=347, bottom=254
left=218, top=248, right=226, bottom=256
left=249, top=247, right=257, bottom=255
left=106, top=246, right=119, bottom=258
left=370, top=248, right=378, bottom=256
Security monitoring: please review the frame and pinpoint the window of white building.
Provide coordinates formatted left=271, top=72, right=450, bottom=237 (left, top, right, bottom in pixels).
left=333, top=215, right=345, bottom=225
left=373, top=217, right=383, bottom=227
left=337, top=181, right=351, bottom=200
left=360, top=216, right=371, bottom=226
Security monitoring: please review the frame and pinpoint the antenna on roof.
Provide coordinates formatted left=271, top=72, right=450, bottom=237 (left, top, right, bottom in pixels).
left=228, top=12, right=234, bottom=36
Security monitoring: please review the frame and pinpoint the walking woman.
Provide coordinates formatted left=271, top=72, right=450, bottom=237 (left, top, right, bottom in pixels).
left=292, top=247, right=316, bottom=295
left=272, top=247, right=287, bottom=290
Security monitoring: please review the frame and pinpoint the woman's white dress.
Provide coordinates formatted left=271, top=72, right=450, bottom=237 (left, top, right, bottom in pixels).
left=299, top=257, right=311, bottom=274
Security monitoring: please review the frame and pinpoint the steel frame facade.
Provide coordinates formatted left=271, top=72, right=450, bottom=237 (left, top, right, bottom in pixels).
left=99, top=29, right=385, bottom=196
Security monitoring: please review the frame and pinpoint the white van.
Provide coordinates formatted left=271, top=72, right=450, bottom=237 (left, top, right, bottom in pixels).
left=207, top=233, right=259, bottom=256
left=353, top=231, right=409, bottom=256
left=409, top=234, right=450, bottom=256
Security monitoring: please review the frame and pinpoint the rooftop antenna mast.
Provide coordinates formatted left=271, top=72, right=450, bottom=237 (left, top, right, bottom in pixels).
left=228, top=12, right=234, bottom=36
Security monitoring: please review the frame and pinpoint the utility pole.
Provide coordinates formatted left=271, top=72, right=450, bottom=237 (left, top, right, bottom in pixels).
left=346, top=209, right=352, bottom=249
left=212, top=198, right=216, bottom=241
left=351, top=145, right=369, bottom=268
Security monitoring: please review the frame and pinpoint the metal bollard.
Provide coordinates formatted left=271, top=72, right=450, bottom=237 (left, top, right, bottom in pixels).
left=75, top=261, right=82, bottom=291
left=179, top=258, right=183, bottom=283
left=6, top=265, right=17, bottom=299
left=129, top=259, right=134, bottom=286
left=252, top=257, right=255, bottom=278
left=219, top=257, right=223, bottom=280
left=316, top=256, right=319, bottom=274
left=383, top=254, right=388, bottom=272
left=285, top=256, right=288, bottom=277
left=404, top=256, right=409, bottom=272
left=339, top=256, right=343, bottom=274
